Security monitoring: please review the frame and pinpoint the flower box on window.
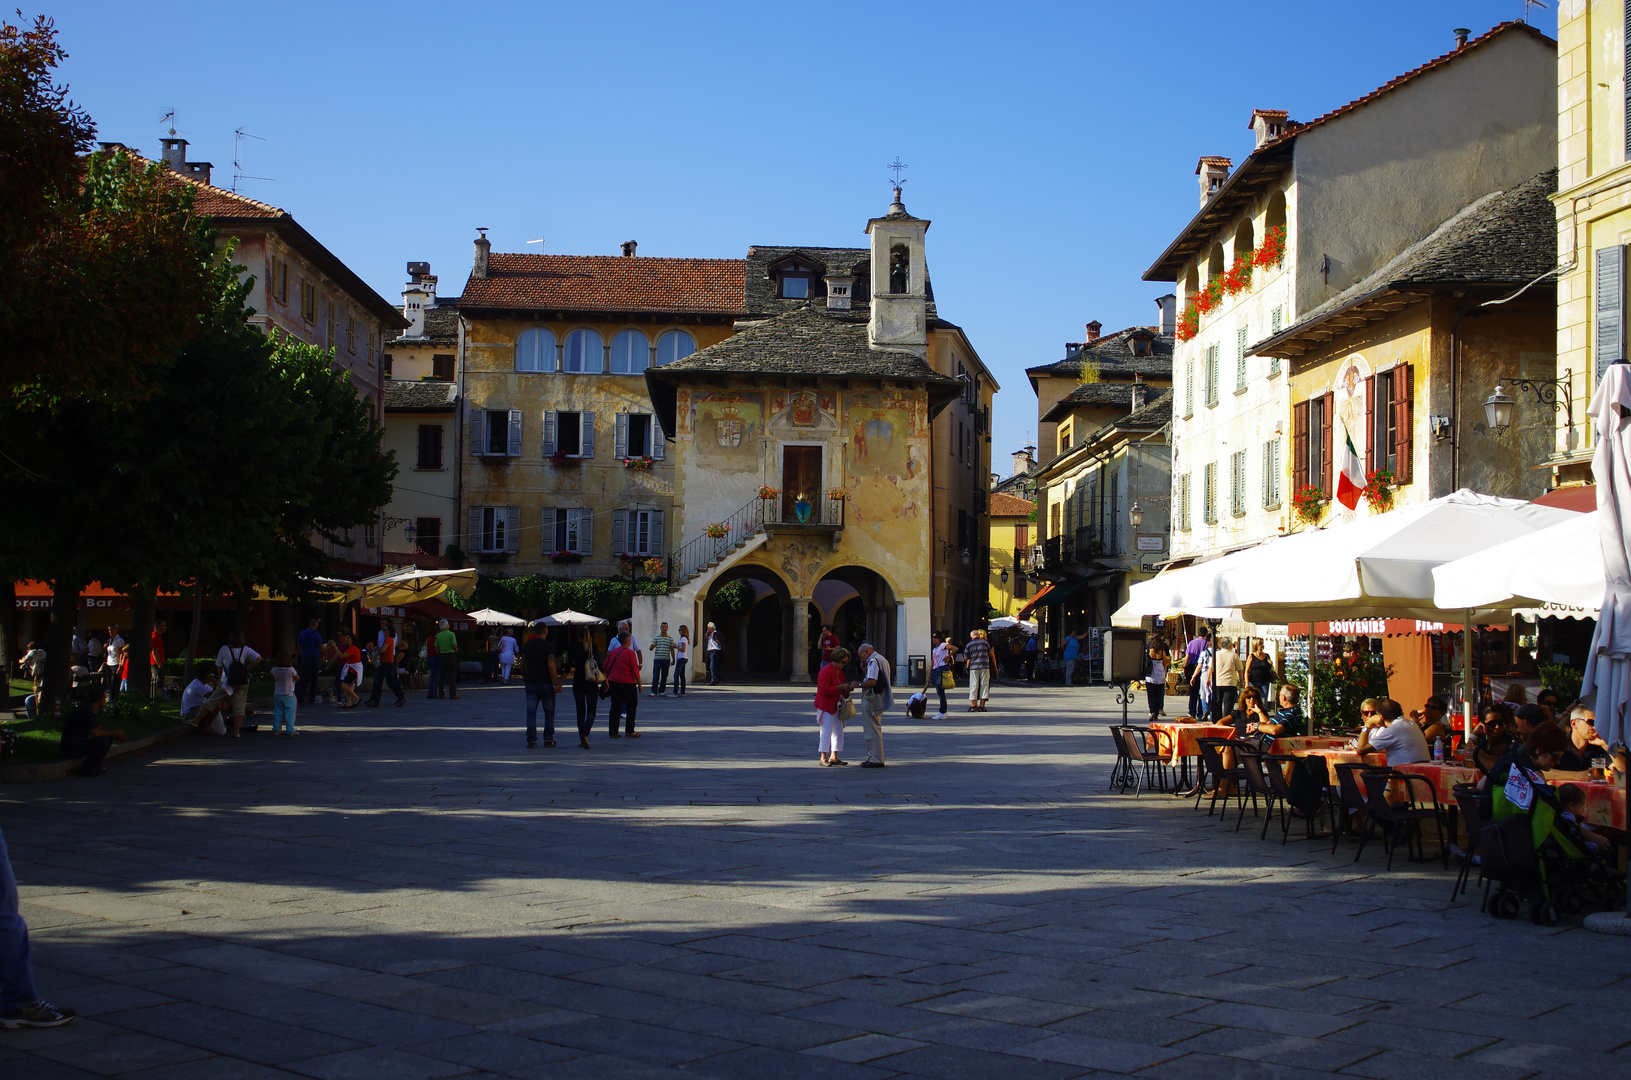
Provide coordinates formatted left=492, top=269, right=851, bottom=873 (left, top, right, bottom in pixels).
left=548, top=550, right=583, bottom=564
left=549, top=451, right=580, bottom=465
left=1291, top=484, right=1326, bottom=526
left=621, top=456, right=654, bottom=470
left=1361, top=470, right=1395, bottom=513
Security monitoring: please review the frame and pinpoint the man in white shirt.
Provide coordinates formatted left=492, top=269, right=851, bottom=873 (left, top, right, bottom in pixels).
left=607, top=620, right=643, bottom=668
left=180, top=672, right=218, bottom=724
left=857, top=643, right=892, bottom=768
left=1357, top=697, right=1429, bottom=765
left=210, top=633, right=262, bottom=737
left=103, top=626, right=125, bottom=694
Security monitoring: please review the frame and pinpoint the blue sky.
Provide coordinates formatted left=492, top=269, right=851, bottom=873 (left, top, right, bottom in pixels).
left=44, top=0, right=1550, bottom=468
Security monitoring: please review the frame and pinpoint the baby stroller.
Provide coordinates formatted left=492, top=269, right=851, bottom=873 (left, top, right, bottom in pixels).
left=1481, top=785, right=1621, bottom=924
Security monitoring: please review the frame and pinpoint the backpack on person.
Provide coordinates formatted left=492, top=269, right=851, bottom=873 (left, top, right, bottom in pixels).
left=226, top=647, right=249, bottom=688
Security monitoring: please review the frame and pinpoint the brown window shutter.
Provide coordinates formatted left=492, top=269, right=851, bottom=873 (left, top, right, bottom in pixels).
left=1320, top=392, right=1334, bottom=492
left=1292, top=400, right=1309, bottom=490
left=1394, top=364, right=1414, bottom=484
left=1364, top=375, right=1376, bottom=477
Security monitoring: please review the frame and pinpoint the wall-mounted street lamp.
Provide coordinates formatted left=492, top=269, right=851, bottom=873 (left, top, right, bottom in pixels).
left=938, top=539, right=973, bottom=569
left=1485, top=369, right=1573, bottom=435
left=382, top=515, right=418, bottom=549
left=999, top=568, right=1009, bottom=585
left=1128, top=502, right=1144, bottom=528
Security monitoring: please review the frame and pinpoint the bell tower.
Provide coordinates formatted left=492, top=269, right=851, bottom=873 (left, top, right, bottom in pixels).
left=866, top=177, right=930, bottom=357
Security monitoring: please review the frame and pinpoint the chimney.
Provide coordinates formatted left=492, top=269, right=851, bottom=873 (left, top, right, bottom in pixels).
left=1196, top=156, right=1232, bottom=206
left=1247, top=109, right=1289, bottom=149
left=621, top=240, right=638, bottom=257
left=1155, top=293, right=1177, bottom=336
left=825, top=273, right=853, bottom=310
left=1011, top=448, right=1034, bottom=476
left=1131, top=374, right=1148, bottom=412
left=158, top=136, right=212, bottom=185
left=472, top=229, right=490, bottom=279
left=1085, top=320, right=1102, bottom=343
left=1453, top=27, right=1470, bottom=48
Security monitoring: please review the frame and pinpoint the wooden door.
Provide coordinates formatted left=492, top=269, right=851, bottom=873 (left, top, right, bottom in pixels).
left=781, top=446, right=822, bottom=522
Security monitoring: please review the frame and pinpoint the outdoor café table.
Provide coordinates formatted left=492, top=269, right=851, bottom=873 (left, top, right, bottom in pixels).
left=1270, top=736, right=1352, bottom=753
left=1148, top=721, right=1235, bottom=786
left=1388, top=764, right=1625, bottom=832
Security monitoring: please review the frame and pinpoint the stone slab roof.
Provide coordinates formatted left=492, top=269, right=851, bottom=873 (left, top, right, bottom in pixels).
left=990, top=493, right=1035, bottom=518
left=459, top=253, right=746, bottom=316
left=1026, top=326, right=1174, bottom=390
left=384, top=379, right=458, bottom=411
left=391, top=301, right=460, bottom=347
left=744, top=244, right=938, bottom=320
left=1034, top=390, right=1173, bottom=477
left=1256, top=169, right=1557, bottom=357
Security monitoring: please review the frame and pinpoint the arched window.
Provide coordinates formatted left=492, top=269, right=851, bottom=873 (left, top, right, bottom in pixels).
left=563, top=329, right=603, bottom=374
left=1233, top=219, right=1255, bottom=264
left=1207, top=243, right=1226, bottom=283
left=516, top=327, right=556, bottom=372
left=1265, top=189, right=1287, bottom=238
left=656, top=330, right=695, bottom=366
left=889, top=245, right=909, bottom=294
left=609, top=329, right=650, bottom=374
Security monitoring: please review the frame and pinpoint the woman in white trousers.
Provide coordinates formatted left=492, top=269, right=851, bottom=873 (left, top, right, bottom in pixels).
left=814, top=647, right=856, bottom=766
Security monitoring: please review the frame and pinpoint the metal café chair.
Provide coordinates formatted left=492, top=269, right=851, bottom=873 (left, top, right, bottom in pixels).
left=1331, top=761, right=1388, bottom=857
left=1118, top=726, right=1172, bottom=797
left=1357, top=769, right=1449, bottom=871
left=1450, top=782, right=1492, bottom=907
left=1106, top=725, right=1134, bottom=793
left=1194, top=736, right=1253, bottom=820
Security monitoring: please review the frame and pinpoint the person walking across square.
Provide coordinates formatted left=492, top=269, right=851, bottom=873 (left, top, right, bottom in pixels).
left=297, top=618, right=323, bottom=705
left=672, top=625, right=689, bottom=697
left=705, top=622, right=722, bottom=685
left=520, top=626, right=561, bottom=748
left=1, top=827, right=76, bottom=1029
left=604, top=631, right=642, bottom=737
left=857, top=643, right=892, bottom=768
left=649, top=622, right=674, bottom=697
left=434, top=620, right=460, bottom=699
left=963, top=630, right=993, bottom=712
left=568, top=628, right=602, bottom=748
left=366, top=623, right=407, bottom=708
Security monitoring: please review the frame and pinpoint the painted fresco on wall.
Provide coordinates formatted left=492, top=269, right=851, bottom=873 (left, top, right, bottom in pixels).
left=767, top=390, right=838, bottom=438
left=778, top=539, right=827, bottom=587
left=844, top=391, right=916, bottom=479
left=689, top=391, right=763, bottom=473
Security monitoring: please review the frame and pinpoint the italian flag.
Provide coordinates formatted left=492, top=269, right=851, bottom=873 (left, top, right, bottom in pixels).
left=1335, top=427, right=1365, bottom=510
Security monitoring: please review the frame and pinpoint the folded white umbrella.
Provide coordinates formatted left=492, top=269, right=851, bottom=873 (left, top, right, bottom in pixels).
left=1431, top=509, right=1601, bottom=613
left=467, top=608, right=527, bottom=627
left=1582, top=365, right=1631, bottom=756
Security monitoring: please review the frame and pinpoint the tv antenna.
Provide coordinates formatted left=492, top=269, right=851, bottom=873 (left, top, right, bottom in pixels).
left=161, top=108, right=176, bottom=136
left=1524, top=0, right=1548, bottom=22
left=231, top=126, right=274, bottom=192
left=887, top=157, right=908, bottom=192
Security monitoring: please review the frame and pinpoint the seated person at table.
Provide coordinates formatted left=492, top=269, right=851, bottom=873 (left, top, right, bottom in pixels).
left=1511, top=703, right=1548, bottom=743
left=1357, top=697, right=1429, bottom=765
left=1256, top=684, right=1304, bottom=738
left=1479, top=723, right=1568, bottom=792
left=1408, top=696, right=1450, bottom=744
left=1557, top=705, right=1610, bottom=772
left=1535, top=687, right=1562, bottom=725
left=1470, top=704, right=1516, bottom=774
left=1228, top=686, right=1273, bottom=738
left=1556, top=784, right=1613, bottom=856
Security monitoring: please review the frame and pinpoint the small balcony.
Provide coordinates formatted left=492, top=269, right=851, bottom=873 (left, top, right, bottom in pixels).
left=762, top=496, right=846, bottom=549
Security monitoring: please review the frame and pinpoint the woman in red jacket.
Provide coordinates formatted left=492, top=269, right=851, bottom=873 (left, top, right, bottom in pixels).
left=604, top=630, right=643, bottom=737
left=815, top=647, right=856, bottom=766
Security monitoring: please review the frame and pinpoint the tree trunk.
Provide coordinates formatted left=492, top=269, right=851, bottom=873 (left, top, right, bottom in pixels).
left=129, top=584, right=157, bottom=699
left=0, top=578, right=16, bottom=709
left=233, top=586, right=251, bottom=638
left=182, top=582, right=203, bottom=688
left=43, top=577, right=82, bottom=717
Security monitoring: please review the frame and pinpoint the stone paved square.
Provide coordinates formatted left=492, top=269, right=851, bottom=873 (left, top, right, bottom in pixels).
left=3, top=681, right=1627, bottom=1078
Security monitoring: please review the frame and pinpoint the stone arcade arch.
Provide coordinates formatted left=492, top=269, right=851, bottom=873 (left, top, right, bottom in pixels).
left=807, top=565, right=900, bottom=681
left=702, top=564, right=795, bottom=678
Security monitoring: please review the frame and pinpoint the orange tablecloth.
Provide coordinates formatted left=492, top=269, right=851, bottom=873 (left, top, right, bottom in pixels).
left=1377, top=764, right=1625, bottom=829
left=1393, top=762, right=1480, bottom=805
left=1148, top=722, right=1236, bottom=766
left=1271, top=736, right=1352, bottom=753
left=1295, top=748, right=1384, bottom=770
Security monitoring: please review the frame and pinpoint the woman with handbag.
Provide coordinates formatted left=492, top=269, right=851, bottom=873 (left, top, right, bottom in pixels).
left=815, top=647, right=857, bottom=766
left=568, top=629, right=603, bottom=748
left=929, top=632, right=956, bottom=721
left=604, top=631, right=642, bottom=737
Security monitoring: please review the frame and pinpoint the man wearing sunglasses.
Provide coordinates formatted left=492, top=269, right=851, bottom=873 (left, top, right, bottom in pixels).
left=1557, top=705, right=1610, bottom=772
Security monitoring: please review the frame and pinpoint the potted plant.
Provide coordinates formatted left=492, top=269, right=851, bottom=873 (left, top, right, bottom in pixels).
left=1252, top=224, right=1286, bottom=269
left=642, top=557, right=665, bottom=579
left=757, top=485, right=780, bottom=501
left=825, top=487, right=847, bottom=501
left=1290, top=484, right=1326, bottom=527
left=1361, top=469, right=1395, bottom=513
left=703, top=522, right=729, bottom=539
left=621, top=456, right=654, bottom=470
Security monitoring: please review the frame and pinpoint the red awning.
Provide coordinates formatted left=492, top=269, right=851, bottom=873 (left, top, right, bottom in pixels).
left=1534, top=485, right=1595, bottom=513
left=1306, top=617, right=1505, bottom=636
left=363, top=596, right=476, bottom=631
left=1016, top=583, right=1055, bottom=619
left=10, top=581, right=233, bottom=611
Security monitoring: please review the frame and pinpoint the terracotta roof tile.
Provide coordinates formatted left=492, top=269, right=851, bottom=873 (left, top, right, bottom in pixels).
left=459, top=253, right=746, bottom=315
left=990, top=493, right=1035, bottom=518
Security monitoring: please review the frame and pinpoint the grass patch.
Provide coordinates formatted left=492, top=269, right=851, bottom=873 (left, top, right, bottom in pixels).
left=2, top=691, right=185, bottom=766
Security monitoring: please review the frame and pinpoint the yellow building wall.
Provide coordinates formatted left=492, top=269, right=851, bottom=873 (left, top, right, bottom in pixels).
left=987, top=515, right=1031, bottom=616
left=460, top=316, right=735, bottom=575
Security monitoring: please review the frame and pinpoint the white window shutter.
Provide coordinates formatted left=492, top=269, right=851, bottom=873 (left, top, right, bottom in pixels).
left=580, top=412, right=595, bottom=458
left=578, top=507, right=592, bottom=555
left=1597, top=245, right=1626, bottom=382
left=650, top=414, right=665, bottom=460
left=649, top=510, right=664, bottom=555
left=469, top=506, right=484, bottom=552
left=470, top=410, right=486, bottom=457
left=505, top=506, right=520, bottom=554
left=542, top=412, right=557, bottom=457
left=614, top=412, right=629, bottom=458
left=541, top=507, right=557, bottom=553
left=507, top=409, right=523, bottom=457
left=1236, top=325, right=1248, bottom=390
left=611, top=508, right=627, bottom=555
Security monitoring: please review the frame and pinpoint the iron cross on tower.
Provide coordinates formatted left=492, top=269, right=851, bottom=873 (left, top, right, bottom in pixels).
left=887, top=157, right=908, bottom=200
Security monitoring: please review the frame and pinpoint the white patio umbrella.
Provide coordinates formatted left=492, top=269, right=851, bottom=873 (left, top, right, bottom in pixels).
left=533, top=609, right=608, bottom=627
left=1432, top=509, right=1602, bottom=613
left=316, top=567, right=479, bottom=606
left=467, top=608, right=527, bottom=627
left=988, top=616, right=1039, bottom=634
